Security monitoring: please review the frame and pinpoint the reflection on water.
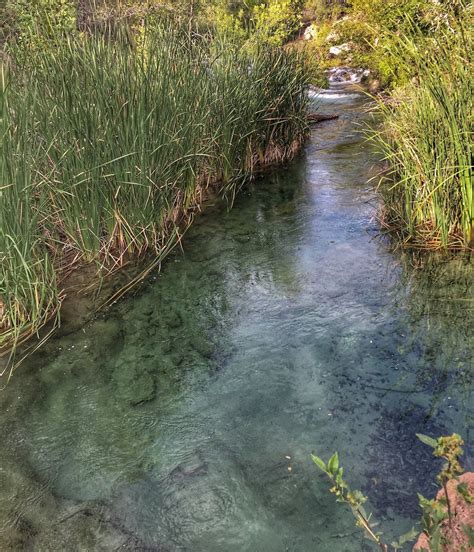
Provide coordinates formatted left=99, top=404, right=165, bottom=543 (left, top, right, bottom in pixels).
left=0, top=91, right=472, bottom=551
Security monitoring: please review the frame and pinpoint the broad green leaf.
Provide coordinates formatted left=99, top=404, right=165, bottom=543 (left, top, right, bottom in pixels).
left=418, top=493, right=433, bottom=511
left=335, top=467, right=345, bottom=485
left=311, top=454, right=327, bottom=473
left=392, top=526, right=419, bottom=547
left=416, top=433, right=437, bottom=449
left=327, top=452, right=339, bottom=474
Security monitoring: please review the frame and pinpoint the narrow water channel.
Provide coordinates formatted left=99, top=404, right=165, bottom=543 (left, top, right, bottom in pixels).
left=0, top=90, right=472, bottom=551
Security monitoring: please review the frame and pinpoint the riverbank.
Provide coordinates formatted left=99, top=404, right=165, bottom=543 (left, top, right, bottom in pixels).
left=2, top=1, right=472, bottom=375
left=299, top=1, right=473, bottom=251
left=0, top=26, right=309, bottom=367
left=414, top=472, right=474, bottom=552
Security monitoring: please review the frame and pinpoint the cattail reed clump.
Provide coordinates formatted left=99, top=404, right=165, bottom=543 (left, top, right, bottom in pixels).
left=0, top=24, right=309, bottom=366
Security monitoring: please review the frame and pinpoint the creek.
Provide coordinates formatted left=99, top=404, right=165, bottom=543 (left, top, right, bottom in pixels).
left=0, top=88, right=472, bottom=552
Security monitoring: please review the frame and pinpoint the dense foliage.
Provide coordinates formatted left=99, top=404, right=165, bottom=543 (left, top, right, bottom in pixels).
left=1, top=0, right=306, bottom=47
left=303, top=0, right=472, bottom=86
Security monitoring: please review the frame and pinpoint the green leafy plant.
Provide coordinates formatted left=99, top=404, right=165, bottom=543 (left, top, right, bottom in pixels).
left=5, top=0, right=77, bottom=55
left=313, top=434, right=472, bottom=551
left=416, top=433, right=467, bottom=551
left=312, top=452, right=417, bottom=551
left=253, top=0, right=304, bottom=46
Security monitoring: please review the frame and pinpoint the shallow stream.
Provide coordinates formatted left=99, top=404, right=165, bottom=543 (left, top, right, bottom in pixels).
left=0, top=90, right=472, bottom=551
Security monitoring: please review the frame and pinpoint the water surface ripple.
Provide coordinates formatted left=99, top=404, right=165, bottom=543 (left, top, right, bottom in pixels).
left=0, top=91, right=472, bottom=552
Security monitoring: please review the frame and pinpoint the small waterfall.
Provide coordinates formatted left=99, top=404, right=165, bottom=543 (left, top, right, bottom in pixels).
left=327, top=66, right=370, bottom=86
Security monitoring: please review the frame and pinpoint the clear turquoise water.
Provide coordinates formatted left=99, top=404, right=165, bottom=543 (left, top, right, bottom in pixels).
left=0, top=91, right=472, bottom=551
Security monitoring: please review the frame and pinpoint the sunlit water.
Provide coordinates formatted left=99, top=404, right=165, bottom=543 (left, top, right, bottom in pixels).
left=0, top=90, right=472, bottom=552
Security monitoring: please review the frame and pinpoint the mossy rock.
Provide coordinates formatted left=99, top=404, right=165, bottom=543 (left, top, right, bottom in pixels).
left=113, top=362, right=156, bottom=406
left=165, top=310, right=183, bottom=329
left=190, top=336, right=215, bottom=359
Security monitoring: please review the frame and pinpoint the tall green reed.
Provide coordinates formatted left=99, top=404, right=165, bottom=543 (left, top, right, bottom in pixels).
left=0, top=24, right=309, bottom=368
left=0, top=67, right=59, bottom=370
left=376, top=9, right=473, bottom=250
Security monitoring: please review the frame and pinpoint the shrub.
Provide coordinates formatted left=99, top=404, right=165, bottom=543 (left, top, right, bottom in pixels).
left=5, top=0, right=77, bottom=52
left=253, top=0, right=304, bottom=46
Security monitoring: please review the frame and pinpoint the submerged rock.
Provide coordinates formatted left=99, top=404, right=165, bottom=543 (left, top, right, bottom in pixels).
left=0, top=458, right=59, bottom=549
left=168, top=462, right=208, bottom=482
left=190, top=336, right=215, bottom=359
left=113, top=361, right=156, bottom=406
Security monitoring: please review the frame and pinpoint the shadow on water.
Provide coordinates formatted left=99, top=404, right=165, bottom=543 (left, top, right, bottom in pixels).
left=0, top=89, right=472, bottom=551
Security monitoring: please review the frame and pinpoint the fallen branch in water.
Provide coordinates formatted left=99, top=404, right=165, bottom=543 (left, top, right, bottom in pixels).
left=308, top=112, right=339, bottom=124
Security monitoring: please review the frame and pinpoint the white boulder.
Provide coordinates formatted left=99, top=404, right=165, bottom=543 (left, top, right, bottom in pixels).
left=303, top=24, right=318, bottom=40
